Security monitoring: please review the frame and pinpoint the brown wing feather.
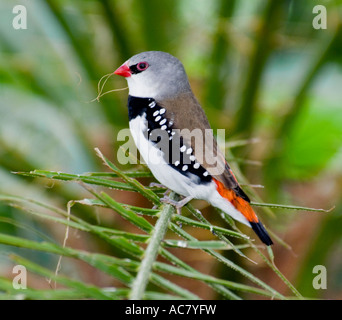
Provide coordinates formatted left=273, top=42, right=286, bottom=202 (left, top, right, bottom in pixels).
left=157, top=92, right=249, bottom=201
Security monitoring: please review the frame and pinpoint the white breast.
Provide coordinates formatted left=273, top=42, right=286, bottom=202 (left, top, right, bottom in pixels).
left=129, top=115, right=208, bottom=198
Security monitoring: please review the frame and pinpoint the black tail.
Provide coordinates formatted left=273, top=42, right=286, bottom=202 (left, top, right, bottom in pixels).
left=250, top=221, right=273, bottom=246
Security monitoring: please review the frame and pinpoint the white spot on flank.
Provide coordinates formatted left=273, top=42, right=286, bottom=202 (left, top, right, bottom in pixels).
left=171, top=131, right=175, bottom=136
left=161, top=125, right=167, bottom=130
left=159, top=108, right=166, bottom=114
left=193, top=163, right=200, bottom=169
left=182, top=165, right=188, bottom=171
left=203, top=171, right=209, bottom=177
left=186, top=148, right=192, bottom=155
left=159, top=118, right=167, bottom=125
left=153, top=110, right=159, bottom=116
left=155, top=116, right=161, bottom=122
left=149, top=101, right=156, bottom=108
left=180, top=145, right=186, bottom=152
left=174, top=160, right=180, bottom=166
left=190, top=155, right=195, bottom=161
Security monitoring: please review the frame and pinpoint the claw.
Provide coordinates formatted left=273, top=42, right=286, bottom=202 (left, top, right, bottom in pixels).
left=149, top=182, right=166, bottom=188
left=149, top=182, right=171, bottom=197
left=161, top=195, right=193, bottom=215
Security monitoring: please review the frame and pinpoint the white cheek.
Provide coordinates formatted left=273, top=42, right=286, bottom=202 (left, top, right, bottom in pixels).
left=127, top=75, right=159, bottom=98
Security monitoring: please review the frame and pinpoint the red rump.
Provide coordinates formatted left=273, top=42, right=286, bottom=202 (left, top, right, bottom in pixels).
left=213, top=178, right=259, bottom=223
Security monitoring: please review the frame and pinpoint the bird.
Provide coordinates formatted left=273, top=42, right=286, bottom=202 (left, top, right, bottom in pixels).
left=114, top=51, right=273, bottom=246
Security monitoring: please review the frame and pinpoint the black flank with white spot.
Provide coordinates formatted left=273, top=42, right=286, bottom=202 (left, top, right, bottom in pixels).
left=128, top=95, right=211, bottom=184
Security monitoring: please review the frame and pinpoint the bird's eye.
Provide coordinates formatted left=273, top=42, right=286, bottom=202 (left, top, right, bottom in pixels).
left=137, top=62, right=149, bottom=71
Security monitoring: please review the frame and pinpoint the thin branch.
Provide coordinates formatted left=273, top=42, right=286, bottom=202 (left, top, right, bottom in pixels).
left=129, top=192, right=176, bottom=300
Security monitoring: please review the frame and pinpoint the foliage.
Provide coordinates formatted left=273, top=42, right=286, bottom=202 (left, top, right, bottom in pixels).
left=0, top=149, right=309, bottom=300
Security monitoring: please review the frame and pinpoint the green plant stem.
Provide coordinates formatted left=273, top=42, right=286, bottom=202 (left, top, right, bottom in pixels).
left=168, top=221, right=285, bottom=300
left=219, top=212, right=302, bottom=299
left=204, top=0, right=236, bottom=110
left=251, top=201, right=333, bottom=213
left=99, top=0, right=133, bottom=60
left=234, top=0, right=286, bottom=137
left=158, top=247, right=241, bottom=300
left=129, top=192, right=176, bottom=300
left=94, top=148, right=162, bottom=205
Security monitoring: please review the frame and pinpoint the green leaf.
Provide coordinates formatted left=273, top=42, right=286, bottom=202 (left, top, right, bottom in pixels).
left=96, top=191, right=154, bottom=233
left=94, top=148, right=161, bottom=205
left=163, top=239, right=252, bottom=250
left=153, top=261, right=278, bottom=298
left=10, top=255, right=114, bottom=300
left=16, top=170, right=139, bottom=192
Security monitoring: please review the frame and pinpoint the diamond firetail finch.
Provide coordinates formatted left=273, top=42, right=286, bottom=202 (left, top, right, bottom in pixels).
left=114, top=51, right=273, bottom=245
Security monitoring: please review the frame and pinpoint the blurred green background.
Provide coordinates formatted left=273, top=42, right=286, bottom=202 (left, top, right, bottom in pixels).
left=0, top=0, right=341, bottom=299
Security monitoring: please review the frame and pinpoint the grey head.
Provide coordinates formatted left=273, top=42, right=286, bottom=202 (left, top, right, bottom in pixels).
left=118, top=51, right=192, bottom=100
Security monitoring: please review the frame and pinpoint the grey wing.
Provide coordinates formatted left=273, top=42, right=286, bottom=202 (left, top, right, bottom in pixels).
left=158, top=92, right=250, bottom=202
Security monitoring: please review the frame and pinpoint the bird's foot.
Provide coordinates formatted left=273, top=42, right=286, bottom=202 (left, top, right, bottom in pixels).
left=149, top=182, right=166, bottom=189
left=160, top=195, right=193, bottom=215
left=149, top=182, right=171, bottom=199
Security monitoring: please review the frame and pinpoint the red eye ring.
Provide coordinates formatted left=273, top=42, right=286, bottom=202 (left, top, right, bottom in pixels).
left=137, top=61, right=149, bottom=71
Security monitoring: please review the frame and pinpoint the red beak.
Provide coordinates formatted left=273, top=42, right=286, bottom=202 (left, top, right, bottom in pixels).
left=114, top=62, right=131, bottom=77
